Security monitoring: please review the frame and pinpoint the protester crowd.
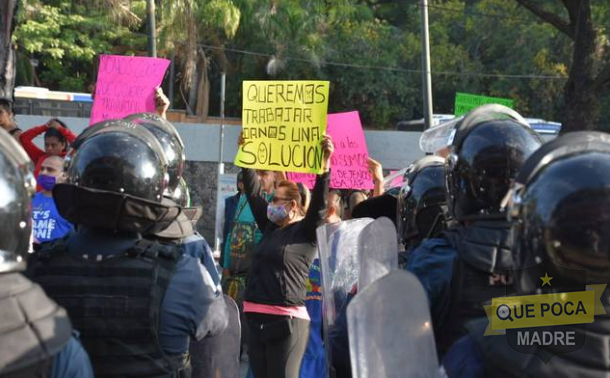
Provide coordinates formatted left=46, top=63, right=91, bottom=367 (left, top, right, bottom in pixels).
left=1, top=94, right=610, bottom=378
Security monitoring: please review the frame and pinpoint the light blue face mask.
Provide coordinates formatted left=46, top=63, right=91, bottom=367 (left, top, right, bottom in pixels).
left=267, top=203, right=289, bottom=224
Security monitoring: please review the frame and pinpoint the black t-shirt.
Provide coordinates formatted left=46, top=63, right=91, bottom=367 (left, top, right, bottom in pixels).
left=242, top=168, right=329, bottom=306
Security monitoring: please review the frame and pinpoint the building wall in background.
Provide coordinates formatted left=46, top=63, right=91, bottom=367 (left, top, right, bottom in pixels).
left=16, top=115, right=425, bottom=243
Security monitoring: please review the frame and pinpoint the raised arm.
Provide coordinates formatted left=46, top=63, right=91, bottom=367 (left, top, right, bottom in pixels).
left=54, top=123, right=77, bottom=144
left=242, top=167, right=271, bottom=231
left=19, top=124, right=47, bottom=162
left=302, top=171, right=330, bottom=242
left=302, top=134, right=334, bottom=241
left=368, top=157, right=384, bottom=197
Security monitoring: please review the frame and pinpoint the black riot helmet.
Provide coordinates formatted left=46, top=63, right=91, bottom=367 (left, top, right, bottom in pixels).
left=397, top=156, right=446, bottom=248
left=70, top=119, right=139, bottom=152
left=66, top=123, right=169, bottom=202
left=444, top=104, right=542, bottom=221
left=0, top=128, right=36, bottom=273
left=507, top=132, right=610, bottom=296
left=124, top=113, right=185, bottom=196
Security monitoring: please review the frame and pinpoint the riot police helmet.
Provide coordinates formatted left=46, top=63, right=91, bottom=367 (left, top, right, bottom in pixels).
left=70, top=119, right=138, bottom=151
left=171, top=177, right=191, bottom=208
left=397, top=156, right=446, bottom=247
left=507, top=131, right=610, bottom=295
left=124, top=113, right=185, bottom=195
left=443, top=104, right=542, bottom=221
left=0, top=128, right=36, bottom=273
left=66, top=122, right=169, bottom=202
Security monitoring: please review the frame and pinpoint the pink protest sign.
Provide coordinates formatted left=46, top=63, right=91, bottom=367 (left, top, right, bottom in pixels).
left=287, top=111, right=373, bottom=190
left=89, top=55, right=170, bottom=125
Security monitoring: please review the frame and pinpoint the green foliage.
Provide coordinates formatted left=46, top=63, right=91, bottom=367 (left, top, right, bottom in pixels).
left=13, top=0, right=146, bottom=91
left=12, top=0, right=609, bottom=129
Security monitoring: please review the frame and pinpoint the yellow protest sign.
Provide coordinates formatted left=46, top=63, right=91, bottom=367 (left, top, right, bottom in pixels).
left=234, top=81, right=330, bottom=173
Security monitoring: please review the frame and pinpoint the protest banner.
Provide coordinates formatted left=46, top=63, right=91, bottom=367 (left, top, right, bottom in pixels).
left=90, top=55, right=170, bottom=125
left=454, top=92, right=514, bottom=116
left=287, top=111, right=374, bottom=190
left=234, top=81, right=330, bottom=174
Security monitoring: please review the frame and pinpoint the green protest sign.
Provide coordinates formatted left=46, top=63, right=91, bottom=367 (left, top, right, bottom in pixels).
left=454, top=92, right=514, bottom=116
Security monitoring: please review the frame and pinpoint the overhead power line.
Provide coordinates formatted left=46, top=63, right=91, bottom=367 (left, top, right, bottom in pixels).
left=422, top=3, right=535, bottom=23
left=199, top=43, right=568, bottom=81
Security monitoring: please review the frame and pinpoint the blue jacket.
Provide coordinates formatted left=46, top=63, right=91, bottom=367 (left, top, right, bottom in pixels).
left=300, top=258, right=326, bottom=378
left=441, top=335, right=484, bottom=378
left=181, top=232, right=221, bottom=289
left=51, top=334, right=95, bottom=378
left=221, top=193, right=240, bottom=268
left=406, top=237, right=457, bottom=325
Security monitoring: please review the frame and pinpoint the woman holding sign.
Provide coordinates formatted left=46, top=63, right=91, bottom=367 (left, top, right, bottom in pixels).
left=239, top=133, right=333, bottom=378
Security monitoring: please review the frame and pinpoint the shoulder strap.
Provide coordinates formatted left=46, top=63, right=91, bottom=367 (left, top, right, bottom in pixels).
left=233, top=195, right=249, bottom=221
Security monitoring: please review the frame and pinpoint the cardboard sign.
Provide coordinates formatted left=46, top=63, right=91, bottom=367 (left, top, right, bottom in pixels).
left=287, top=111, right=374, bottom=190
left=234, top=81, right=330, bottom=174
left=454, top=92, right=514, bottom=116
left=90, top=55, right=170, bottom=125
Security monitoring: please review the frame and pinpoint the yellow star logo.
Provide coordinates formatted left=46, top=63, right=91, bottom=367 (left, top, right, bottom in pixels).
left=540, top=272, right=553, bottom=287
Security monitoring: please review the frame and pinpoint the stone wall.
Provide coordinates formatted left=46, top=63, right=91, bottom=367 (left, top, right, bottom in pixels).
left=182, top=161, right=240, bottom=244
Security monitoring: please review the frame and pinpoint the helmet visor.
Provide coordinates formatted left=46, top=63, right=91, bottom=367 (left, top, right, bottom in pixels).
left=419, top=117, right=462, bottom=154
left=383, top=168, right=407, bottom=191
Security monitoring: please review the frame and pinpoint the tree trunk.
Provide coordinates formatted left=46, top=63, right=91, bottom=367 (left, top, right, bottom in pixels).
left=561, top=0, right=600, bottom=133
left=0, top=0, right=19, bottom=100
left=195, top=51, right=209, bottom=119
left=187, top=64, right=199, bottom=116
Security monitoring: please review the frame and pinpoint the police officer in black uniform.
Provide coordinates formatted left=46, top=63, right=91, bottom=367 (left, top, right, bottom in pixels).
left=0, top=128, right=94, bottom=378
left=28, top=123, right=228, bottom=378
left=443, top=131, right=610, bottom=377
left=406, top=105, right=543, bottom=357
left=125, top=113, right=220, bottom=287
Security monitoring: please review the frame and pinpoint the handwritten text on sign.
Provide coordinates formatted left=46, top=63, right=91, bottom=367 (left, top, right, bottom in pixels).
left=90, top=55, right=170, bottom=125
left=234, top=81, right=330, bottom=174
left=288, top=111, right=374, bottom=190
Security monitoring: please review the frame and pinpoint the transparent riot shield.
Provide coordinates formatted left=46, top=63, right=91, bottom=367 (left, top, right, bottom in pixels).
left=190, top=295, right=241, bottom=378
left=357, top=217, right=398, bottom=292
left=348, top=270, right=439, bottom=378
left=317, top=218, right=373, bottom=378
left=318, top=218, right=373, bottom=329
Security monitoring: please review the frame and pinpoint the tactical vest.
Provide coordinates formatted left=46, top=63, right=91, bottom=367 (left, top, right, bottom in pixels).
left=0, top=273, right=72, bottom=378
left=28, top=239, right=188, bottom=378
left=467, top=315, right=610, bottom=378
left=436, top=221, right=514, bottom=357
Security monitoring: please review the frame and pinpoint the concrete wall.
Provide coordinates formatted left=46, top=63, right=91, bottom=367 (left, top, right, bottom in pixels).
left=16, top=115, right=425, bottom=243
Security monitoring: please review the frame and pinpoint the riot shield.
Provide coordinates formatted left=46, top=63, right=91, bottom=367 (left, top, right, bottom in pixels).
left=348, top=270, right=439, bottom=378
left=357, top=217, right=398, bottom=291
left=317, top=218, right=373, bottom=329
left=317, top=218, right=373, bottom=378
left=190, top=295, right=241, bottom=378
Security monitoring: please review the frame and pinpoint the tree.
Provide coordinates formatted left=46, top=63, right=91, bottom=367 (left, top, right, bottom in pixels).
left=0, top=0, right=19, bottom=99
left=158, top=0, right=240, bottom=115
left=13, top=0, right=147, bottom=91
left=514, top=0, right=610, bottom=132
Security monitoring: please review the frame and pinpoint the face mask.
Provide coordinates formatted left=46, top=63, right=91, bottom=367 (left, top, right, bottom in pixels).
left=267, top=203, right=289, bottom=224
left=37, top=174, right=57, bottom=191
